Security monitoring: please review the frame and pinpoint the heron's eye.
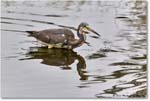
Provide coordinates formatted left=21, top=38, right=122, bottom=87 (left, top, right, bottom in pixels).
left=82, top=27, right=88, bottom=31
left=85, top=26, right=90, bottom=30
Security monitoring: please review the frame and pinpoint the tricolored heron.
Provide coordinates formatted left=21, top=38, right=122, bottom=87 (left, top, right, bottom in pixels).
left=26, top=22, right=100, bottom=49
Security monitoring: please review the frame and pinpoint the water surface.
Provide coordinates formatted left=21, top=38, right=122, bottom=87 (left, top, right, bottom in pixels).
left=1, top=0, right=147, bottom=98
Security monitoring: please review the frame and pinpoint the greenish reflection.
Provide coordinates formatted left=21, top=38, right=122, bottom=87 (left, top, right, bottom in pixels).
left=20, top=47, right=88, bottom=80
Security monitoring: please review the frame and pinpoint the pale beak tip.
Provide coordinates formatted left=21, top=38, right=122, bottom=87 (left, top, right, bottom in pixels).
left=87, top=26, right=101, bottom=37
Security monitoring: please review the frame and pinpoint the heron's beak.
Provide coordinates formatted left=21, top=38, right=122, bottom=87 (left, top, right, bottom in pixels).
left=86, top=26, right=101, bottom=37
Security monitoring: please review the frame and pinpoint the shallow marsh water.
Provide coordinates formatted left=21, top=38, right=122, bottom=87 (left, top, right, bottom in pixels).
left=1, top=0, right=147, bottom=98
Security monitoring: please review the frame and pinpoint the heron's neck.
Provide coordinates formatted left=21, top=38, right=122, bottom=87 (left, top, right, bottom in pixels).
left=71, top=39, right=84, bottom=49
left=77, top=27, right=85, bottom=40
left=68, top=29, right=85, bottom=49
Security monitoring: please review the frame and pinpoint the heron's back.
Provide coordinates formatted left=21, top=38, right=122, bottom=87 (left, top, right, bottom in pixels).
left=27, top=28, right=75, bottom=44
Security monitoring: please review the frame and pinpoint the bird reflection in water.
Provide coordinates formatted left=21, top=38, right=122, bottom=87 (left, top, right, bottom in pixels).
left=20, top=47, right=88, bottom=80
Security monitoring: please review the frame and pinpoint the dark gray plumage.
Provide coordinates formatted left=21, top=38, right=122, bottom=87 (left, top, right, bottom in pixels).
left=26, top=22, right=100, bottom=49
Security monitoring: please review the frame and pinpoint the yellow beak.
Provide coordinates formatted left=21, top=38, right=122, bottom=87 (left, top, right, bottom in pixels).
left=85, top=26, right=101, bottom=37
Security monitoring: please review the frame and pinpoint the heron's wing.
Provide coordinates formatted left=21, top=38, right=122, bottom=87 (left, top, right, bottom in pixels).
left=36, top=29, right=75, bottom=44
left=41, top=29, right=75, bottom=38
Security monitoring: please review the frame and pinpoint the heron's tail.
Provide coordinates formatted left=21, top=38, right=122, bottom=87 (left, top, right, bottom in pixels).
left=26, top=31, right=38, bottom=37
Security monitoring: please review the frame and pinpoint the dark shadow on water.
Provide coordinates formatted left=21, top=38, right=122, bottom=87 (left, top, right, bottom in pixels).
left=1, top=17, right=77, bottom=31
left=95, top=65, right=146, bottom=98
left=86, top=52, right=106, bottom=59
left=6, top=11, right=68, bottom=17
left=1, top=21, right=34, bottom=27
left=19, top=47, right=88, bottom=80
left=86, top=48, right=118, bottom=60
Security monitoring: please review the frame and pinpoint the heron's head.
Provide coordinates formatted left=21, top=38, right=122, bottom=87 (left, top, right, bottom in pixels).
left=78, top=22, right=101, bottom=38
